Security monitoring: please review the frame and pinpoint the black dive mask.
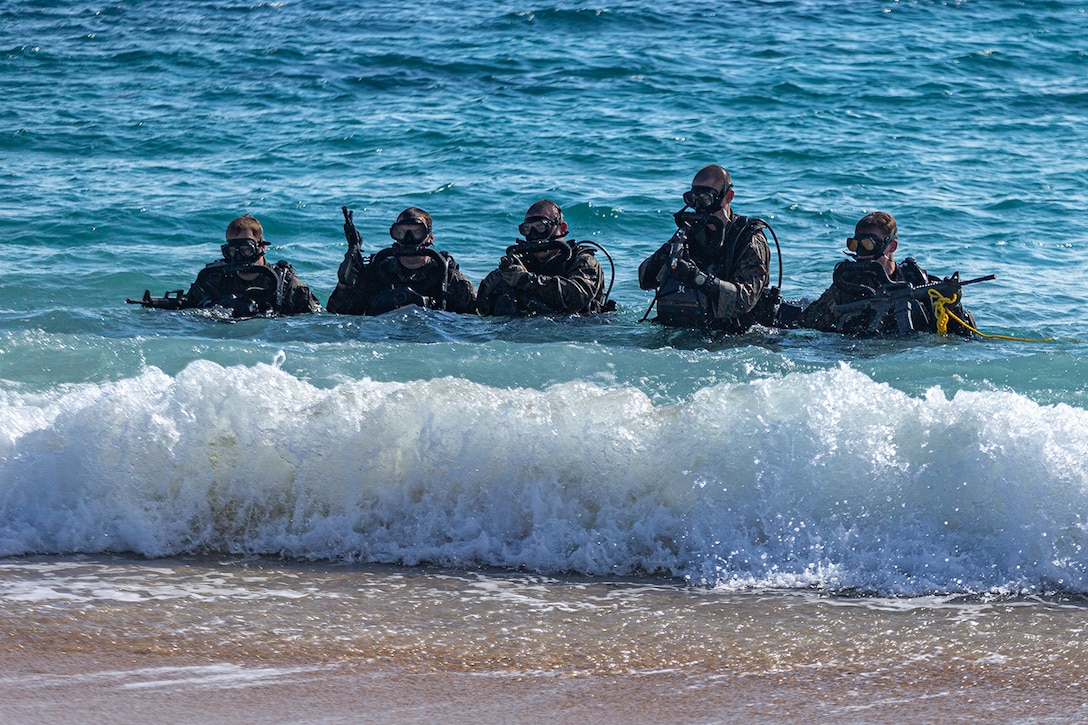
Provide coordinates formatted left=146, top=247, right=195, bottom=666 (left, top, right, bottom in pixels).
left=518, top=216, right=561, bottom=242
left=845, top=233, right=895, bottom=260
left=683, top=185, right=727, bottom=214
left=221, top=238, right=262, bottom=264
left=389, top=220, right=432, bottom=246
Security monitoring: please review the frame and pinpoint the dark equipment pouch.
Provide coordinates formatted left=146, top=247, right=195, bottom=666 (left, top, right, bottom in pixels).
left=749, top=286, right=778, bottom=327
left=654, top=277, right=706, bottom=327
left=747, top=286, right=805, bottom=329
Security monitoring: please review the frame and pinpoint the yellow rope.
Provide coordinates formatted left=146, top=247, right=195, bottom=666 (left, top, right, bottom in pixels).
left=927, top=288, right=1053, bottom=342
left=929, top=287, right=956, bottom=335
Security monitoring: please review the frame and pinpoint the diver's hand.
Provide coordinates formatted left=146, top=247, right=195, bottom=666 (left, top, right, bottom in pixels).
left=500, top=256, right=530, bottom=288
left=941, top=274, right=963, bottom=292
left=337, top=251, right=363, bottom=285
left=673, top=258, right=704, bottom=286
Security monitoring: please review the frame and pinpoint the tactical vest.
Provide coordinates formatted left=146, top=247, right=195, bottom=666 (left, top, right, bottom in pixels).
left=496, top=243, right=609, bottom=315
left=830, top=258, right=934, bottom=335
left=366, top=248, right=453, bottom=314
left=655, top=215, right=775, bottom=331
left=190, top=260, right=291, bottom=317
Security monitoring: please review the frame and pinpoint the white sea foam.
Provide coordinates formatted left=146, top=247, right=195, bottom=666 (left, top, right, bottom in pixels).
left=1, top=361, right=1087, bottom=596
left=0, top=664, right=327, bottom=691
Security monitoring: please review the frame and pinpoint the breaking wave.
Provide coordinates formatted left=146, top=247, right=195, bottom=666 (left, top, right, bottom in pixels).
left=2, top=360, right=1086, bottom=597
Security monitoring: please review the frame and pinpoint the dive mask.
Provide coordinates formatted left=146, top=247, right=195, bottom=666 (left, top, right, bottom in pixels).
left=846, top=233, right=895, bottom=257
left=221, top=237, right=263, bottom=263
left=683, top=184, right=729, bottom=213
left=390, top=220, right=432, bottom=246
left=518, top=216, right=560, bottom=242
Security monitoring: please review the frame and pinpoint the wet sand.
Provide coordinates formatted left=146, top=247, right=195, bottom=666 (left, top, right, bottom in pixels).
left=2, top=650, right=1085, bottom=724
left=2, top=557, right=1086, bottom=723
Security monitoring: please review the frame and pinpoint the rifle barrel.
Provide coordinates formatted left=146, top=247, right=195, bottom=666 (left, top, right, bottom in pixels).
left=667, top=228, right=687, bottom=270
left=341, top=205, right=362, bottom=251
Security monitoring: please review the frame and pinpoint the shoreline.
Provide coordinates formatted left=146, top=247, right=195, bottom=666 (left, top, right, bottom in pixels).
left=3, top=558, right=1087, bottom=722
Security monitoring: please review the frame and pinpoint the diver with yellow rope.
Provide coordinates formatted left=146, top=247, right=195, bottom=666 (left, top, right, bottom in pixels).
left=800, top=211, right=981, bottom=337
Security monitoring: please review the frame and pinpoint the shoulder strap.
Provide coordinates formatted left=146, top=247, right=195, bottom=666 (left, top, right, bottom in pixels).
left=438, top=250, right=459, bottom=272
left=192, top=261, right=229, bottom=300
left=717, top=215, right=765, bottom=278
left=897, top=257, right=930, bottom=285
left=273, top=260, right=294, bottom=310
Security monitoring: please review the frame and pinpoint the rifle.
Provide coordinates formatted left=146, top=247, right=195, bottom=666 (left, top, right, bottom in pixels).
left=650, top=226, right=690, bottom=291
left=667, top=226, right=688, bottom=271
left=341, top=205, right=364, bottom=287
left=662, top=211, right=728, bottom=278
left=833, top=272, right=995, bottom=335
left=126, top=289, right=186, bottom=310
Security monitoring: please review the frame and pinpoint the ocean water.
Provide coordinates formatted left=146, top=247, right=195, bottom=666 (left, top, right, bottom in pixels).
left=3, top=0, right=1088, bottom=719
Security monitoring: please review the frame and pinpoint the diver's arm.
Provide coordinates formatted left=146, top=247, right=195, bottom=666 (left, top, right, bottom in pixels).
left=519, top=252, right=603, bottom=313
left=638, top=243, right=670, bottom=290
left=706, top=232, right=770, bottom=320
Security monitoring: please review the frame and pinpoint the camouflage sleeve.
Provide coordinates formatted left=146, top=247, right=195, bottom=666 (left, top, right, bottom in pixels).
left=181, top=280, right=205, bottom=309
left=520, top=251, right=603, bottom=313
left=707, top=231, right=769, bottom=320
left=475, top=268, right=507, bottom=315
left=284, top=275, right=321, bottom=315
left=638, top=243, right=671, bottom=290
left=326, top=270, right=375, bottom=315
left=443, top=266, right=478, bottom=314
left=799, top=285, right=838, bottom=332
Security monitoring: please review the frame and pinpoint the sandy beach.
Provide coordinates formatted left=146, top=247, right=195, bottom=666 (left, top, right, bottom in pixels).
left=1, top=558, right=1085, bottom=723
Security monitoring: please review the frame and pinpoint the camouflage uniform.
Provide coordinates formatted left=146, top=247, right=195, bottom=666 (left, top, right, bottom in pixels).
left=477, top=244, right=607, bottom=316
left=801, top=257, right=975, bottom=336
left=183, top=259, right=320, bottom=317
left=326, top=249, right=477, bottom=315
left=638, top=215, right=771, bottom=332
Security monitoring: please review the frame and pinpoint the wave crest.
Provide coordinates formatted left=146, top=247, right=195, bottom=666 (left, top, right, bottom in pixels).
left=2, top=362, right=1087, bottom=596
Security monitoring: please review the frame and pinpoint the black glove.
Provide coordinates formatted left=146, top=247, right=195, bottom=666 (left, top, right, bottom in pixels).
left=672, top=258, right=703, bottom=286
left=338, top=251, right=364, bottom=286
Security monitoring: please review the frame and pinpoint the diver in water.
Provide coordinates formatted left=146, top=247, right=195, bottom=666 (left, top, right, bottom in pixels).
left=170, top=214, right=320, bottom=318
left=638, top=164, right=777, bottom=333
left=476, top=199, right=614, bottom=316
left=800, top=211, right=977, bottom=336
left=326, top=207, right=477, bottom=316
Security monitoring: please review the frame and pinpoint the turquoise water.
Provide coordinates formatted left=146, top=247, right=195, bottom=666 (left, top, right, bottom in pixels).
left=3, top=0, right=1088, bottom=597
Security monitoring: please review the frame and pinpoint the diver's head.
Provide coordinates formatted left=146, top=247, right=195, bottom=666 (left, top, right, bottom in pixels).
left=684, top=165, right=734, bottom=215
left=518, top=199, right=568, bottom=260
left=846, top=211, right=898, bottom=264
left=390, top=207, right=434, bottom=270
left=221, top=214, right=268, bottom=264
